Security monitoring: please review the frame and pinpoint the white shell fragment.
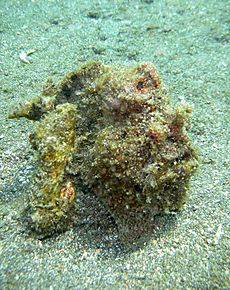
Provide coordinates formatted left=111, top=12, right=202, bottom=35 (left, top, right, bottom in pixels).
left=214, top=224, right=223, bottom=245
left=19, top=49, right=36, bottom=64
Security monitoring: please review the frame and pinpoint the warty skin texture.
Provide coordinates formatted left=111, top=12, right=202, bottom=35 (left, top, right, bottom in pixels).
left=9, top=61, right=198, bottom=238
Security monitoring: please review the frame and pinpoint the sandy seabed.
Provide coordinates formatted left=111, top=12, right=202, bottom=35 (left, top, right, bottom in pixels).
left=0, top=0, right=229, bottom=289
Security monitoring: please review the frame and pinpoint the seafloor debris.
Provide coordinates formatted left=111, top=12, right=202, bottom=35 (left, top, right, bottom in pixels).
left=19, top=49, right=36, bottom=64
left=9, top=61, right=198, bottom=238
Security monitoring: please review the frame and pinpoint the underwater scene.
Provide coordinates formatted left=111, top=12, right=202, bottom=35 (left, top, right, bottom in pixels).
left=0, top=0, right=229, bottom=289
